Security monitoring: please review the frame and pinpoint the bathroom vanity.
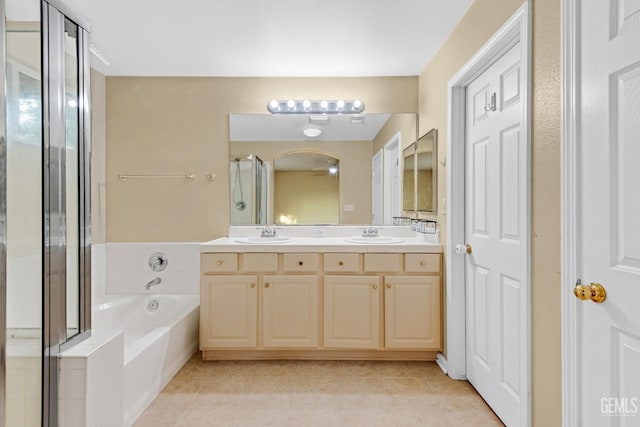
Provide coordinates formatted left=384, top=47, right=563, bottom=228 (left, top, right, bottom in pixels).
left=199, top=228, right=442, bottom=361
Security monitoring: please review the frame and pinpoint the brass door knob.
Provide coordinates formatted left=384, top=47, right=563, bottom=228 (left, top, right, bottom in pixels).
left=386, top=283, right=392, bottom=288
left=573, top=281, right=606, bottom=303
left=264, top=283, right=270, bottom=288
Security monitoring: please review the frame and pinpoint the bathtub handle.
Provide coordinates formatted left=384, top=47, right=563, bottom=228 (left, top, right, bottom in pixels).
left=250, top=283, right=255, bottom=288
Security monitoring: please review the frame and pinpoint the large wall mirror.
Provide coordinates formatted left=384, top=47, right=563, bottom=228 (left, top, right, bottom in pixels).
left=402, top=128, right=437, bottom=215
left=229, top=113, right=417, bottom=225
left=416, top=128, right=437, bottom=213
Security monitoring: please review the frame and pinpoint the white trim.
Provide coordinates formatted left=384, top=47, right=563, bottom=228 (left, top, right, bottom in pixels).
left=382, top=132, right=402, bottom=223
left=436, top=353, right=448, bottom=374
left=446, top=3, right=531, bottom=426
left=561, top=0, right=579, bottom=425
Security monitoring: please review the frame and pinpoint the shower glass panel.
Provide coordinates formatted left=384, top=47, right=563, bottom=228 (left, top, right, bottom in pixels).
left=5, top=1, right=43, bottom=425
left=64, top=18, right=80, bottom=338
left=230, top=156, right=269, bottom=226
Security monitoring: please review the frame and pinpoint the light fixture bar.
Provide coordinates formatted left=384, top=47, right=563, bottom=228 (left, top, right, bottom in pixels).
left=268, top=99, right=364, bottom=114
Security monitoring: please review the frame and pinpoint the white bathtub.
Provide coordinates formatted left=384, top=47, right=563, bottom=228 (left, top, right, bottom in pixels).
left=93, top=294, right=199, bottom=426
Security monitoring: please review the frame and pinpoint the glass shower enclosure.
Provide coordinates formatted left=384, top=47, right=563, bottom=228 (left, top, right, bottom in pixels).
left=230, top=155, right=269, bottom=225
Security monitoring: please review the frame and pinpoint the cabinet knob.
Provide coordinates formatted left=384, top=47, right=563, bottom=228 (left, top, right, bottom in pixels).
left=216, top=260, right=223, bottom=266
left=386, top=283, right=392, bottom=288
left=264, top=282, right=270, bottom=288
left=372, top=284, right=378, bottom=289
left=420, top=261, right=425, bottom=266
left=298, top=261, right=304, bottom=266
left=250, top=283, right=255, bottom=288
left=339, top=261, right=344, bottom=266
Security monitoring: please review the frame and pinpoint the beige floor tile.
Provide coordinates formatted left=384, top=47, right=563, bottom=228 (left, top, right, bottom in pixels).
left=291, top=376, right=341, bottom=407
left=136, top=354, right=505, bottom=427
left=294, top=360, right=340, bottom=378
left=133, top=407, right=183, bottom=427
left=286, top=407, right=342, bottom=427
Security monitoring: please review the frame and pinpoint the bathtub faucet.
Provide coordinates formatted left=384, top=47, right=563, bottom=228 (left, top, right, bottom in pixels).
left=145, top=277, right=162, bottom=290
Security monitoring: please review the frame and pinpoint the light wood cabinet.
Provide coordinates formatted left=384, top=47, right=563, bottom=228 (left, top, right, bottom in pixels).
left=324, top=275, right=380, bottom=349
left=200, top=251, right=442, bottom=360
left=200, top=275, right=257, bottom=348
left=262, top=275, right=318, bottom=348
left=384, top=276, right=441, bottom=349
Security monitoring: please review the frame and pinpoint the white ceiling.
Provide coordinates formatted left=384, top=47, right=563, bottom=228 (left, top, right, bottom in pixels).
left=230, top=113, right=391, bottom=141
left=274, top=152, right=339, bottom=172
left=61, top=0, right=474, bottom=76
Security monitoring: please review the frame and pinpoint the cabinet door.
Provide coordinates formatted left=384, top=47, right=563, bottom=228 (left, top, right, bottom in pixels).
left=324, top=275, right=380, bottom=349
left=262, top=275, right=318, bottom=348
left=384, top=276, right=441, bottom=349
left=200, top=275, right=257, bottom=348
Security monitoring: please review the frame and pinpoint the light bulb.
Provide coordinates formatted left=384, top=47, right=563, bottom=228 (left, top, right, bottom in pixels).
left=353, top=99, right=362, bottom=109
left=336, top=100, right=345, bottom=110
left=287, top=99, right=296, bottom=109
left=68, top=99, right=78, bottom=108
left=303, top=100, right=311, bottom=109
left=328, top=166, right=338, bottom=174
left=269, top=100, right=279, bottom=110
left=320, top=100, right=329, bottom=110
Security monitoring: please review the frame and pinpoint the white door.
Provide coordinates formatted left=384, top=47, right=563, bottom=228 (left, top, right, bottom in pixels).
left=571, top=1, right=640, bottom=425
left=383, top=135, right=401, bottom=223
left=372, top=150, right=383, bottom=225
left=465, top=43, right=527, bottom=426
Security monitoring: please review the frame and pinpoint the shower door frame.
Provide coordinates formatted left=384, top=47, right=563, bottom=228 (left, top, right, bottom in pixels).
left=41, top=1, right=92, bottom=425
left=0, top=1, right=7, bottom=425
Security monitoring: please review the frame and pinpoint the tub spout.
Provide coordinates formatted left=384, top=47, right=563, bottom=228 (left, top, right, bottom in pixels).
left=145, top=277, right=162, bottom=290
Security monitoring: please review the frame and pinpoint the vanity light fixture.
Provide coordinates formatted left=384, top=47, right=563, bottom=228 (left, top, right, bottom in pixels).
left=267, top=99, right=365, bottom=114
left=302, top=128, right=322, bottom=138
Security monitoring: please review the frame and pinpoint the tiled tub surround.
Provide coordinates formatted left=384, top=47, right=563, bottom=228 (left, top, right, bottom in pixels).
left=201, top=227, right=443, bottom=361
left=57, top=243, right=200, bottom=426
left=93, top=294, right=199, bottom=426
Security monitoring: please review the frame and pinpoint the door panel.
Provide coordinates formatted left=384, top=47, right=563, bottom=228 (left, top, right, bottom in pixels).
left=465, top=42, right=525, bottom=427
left=576, top=0, right=640, bottom=425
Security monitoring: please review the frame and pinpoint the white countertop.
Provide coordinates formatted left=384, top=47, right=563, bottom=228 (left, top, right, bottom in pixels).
left=201, top=236, right=443, bottom=253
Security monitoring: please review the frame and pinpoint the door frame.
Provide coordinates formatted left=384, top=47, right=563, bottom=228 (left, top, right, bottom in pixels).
left=560, top=0, right=578, bottom=425
left=444, top=2, right=531, bottom=423
left=372, top=149, right=383, bottom=225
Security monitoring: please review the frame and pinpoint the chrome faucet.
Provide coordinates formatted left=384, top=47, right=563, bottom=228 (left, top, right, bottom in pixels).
left=261, top=225, right=277, bottom=237
left=145, top=277, right=162, bottom=290
left=362, top=226, right=379, bottom=237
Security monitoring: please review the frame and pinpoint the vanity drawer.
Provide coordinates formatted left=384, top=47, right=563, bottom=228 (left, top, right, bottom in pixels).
left=243, top=253, right=278, bottom=272
left=202, top=253, right=238, bottom=273
left=405, top=254, right=441, bottom=273
left=364, top=254, right=400, bottom=272
left=283, top=253, right=318, bottom=272
left=324, top=253, right=360, bottom=273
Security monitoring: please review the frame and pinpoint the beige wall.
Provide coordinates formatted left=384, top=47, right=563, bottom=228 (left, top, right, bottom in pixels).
left=91, top=69, right=107, bottom=243
left=417, top=0, right=561, bottom=425
left=106, top=77, right=417, bottom=242
left=232, top=140, right=373, bottom=224
left=274, top=171, right=340, bottom=224
left=372, top=113, right=417, bottom=153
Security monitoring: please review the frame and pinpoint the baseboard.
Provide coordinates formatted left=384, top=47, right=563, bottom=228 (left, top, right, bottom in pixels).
left=436, top=353, right=448, bottom=374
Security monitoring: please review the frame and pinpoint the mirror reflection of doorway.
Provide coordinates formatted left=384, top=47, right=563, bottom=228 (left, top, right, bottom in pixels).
left=274, top=152, right=340, bottom=225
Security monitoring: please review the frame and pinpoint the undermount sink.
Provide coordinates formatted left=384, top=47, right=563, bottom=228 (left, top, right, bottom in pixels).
left=344, top=236, right=404, bottom=244
left=235, top=237, right=294, bottom=244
